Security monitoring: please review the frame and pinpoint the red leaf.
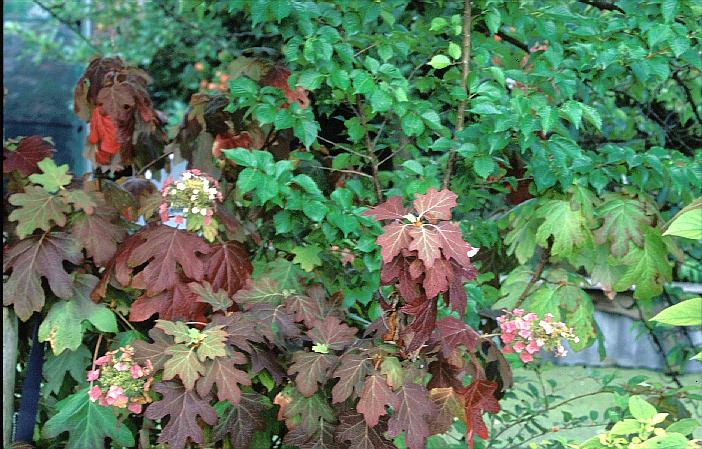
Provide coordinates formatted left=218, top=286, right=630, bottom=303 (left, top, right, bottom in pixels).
left=306, top=316, right=357, bottom=351
left=381, top=256, right=420, bottom=302
left=196, top=356, right=251, bottom=404
left=204, top=241, right=252, bottom=297
left=400, top=297, right=437, bottom=352
left=70, top=200, right=126, bottom=267
left=413, top=188, right=457, bottom=221
left=376, top=223, right=411, bottom=264
left=211, top=312, right=263, bottom=353
left=145, top=381, right=217, bottom=449
left=3, top=232, right=82, bottom=321
left=428, top=387, right=466, bottom=434
left=248, top=302, right=301, bottom=346
left=88, top=106, right=121, bottom=164
left=335, top=410, right=395, bottom=449
left=261, top=66, right=310, bottom=109
left=285, top=292, right=325, bottom=328
left=386, top=383, right=437, bottom=449
left=361, top=196, right=408, bottom=221
left=427, top=356, right=464, bottom=390
left=127, top=224, right=211, bottom=295
left=461, top=379, right=501, bottom=448
left=3, top=136, right=55, bottom=176
left=212, top=392, right=271, bottom=449
left=331, top=352, right=373, bottom=404
left=133, top=328, right=171, bottom=371
left=356, top=373, right=399, bottom=427
left=422, top=258, right=453, bottom=299
left=433, top=221, right=476, bottom=266
left=288, top=351, right=338, bottom=397
left=129, top=277, right=207, bottom=322
left=434, top=316, right=479, bottom=357
left=408, top=225, right=443, bottom=268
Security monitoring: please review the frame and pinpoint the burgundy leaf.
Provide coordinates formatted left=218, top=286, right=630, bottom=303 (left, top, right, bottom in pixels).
left=133, top=328, right=171, bottom=371
left=284, top=419, right=341, bottom=449
left=400, top=297, right=437, bottom=352
left=427, top=356, right=463, bottom=390
left=380, top=256, right=420, bottom=302
left=145, top=381, right=217, bottom=449
left=250, top=347, right=287, bottom=385
left=286, top=292, right=325, bottom=327
left=387, top=383, right=437, bottom=449
left=3, top=136, right=55, bottom=176
left=211, top=312, right=263, bottom=353
left=335, top=410, right=395, bottom=449
left=461, top=379, right=501, bottom=449
left=306, top=316, right=358, bottom=351
left=70, top=201, right=126, bottom=267
left=212, top=392, right=271, bottom=449
left=357, top=373, right=399, bottom=427
left=288, top=351, right=338, bottom=397
left=232, top=278, right=284, bottom=309
left=433, top=221, right=476, bottom=266
left=376, top=223, right=411, bottom=263
left=423, top=258, right=453, bottom=299
left=129, top=277, right=207, bottom=322
left=407, top=225, right=442, bottom=268
left=412, top=188, right=457, bottom=221
left=434, top=316, right=479, bottom=357
left=428, top=387, right=465, bottom=434
left=331, top=352, right=373, bottom=404
left=248, top=302, right=301, bottom=345
left=196, top=356, right=251, bottom=404
left=361, top=196, right=407, bottom=221
left=204, top=241, right=252, bottom=297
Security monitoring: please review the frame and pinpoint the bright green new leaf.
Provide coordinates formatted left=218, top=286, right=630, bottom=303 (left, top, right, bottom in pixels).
left=42, top=388, right=135, bottom=449
left=650, top=297, right=702, bottom=327
left=29, top=158, right=72, bottom=193
left=535, top=199, right=588, bottom=257
left=428, top=55, right=451, bottom=69
left=473, top=156, right=496, bottom=178
left=292, top=245, right=323, bottom=272
left=629, top=396, right=657, bottom=421
left=663, top=199, right=702, bottom=240
left=447, top=42, right=461, bottom=60
left=613, top=227, right=672, bottom=301
left=8, top=186, right=70, bottom=238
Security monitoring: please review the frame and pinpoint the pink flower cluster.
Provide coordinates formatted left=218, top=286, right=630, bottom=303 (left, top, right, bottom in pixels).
left=159, top=169, right=222, bottom=225
left=87, top=345, right=153, bottom=414
left=497, top=308, right=579, bottom=363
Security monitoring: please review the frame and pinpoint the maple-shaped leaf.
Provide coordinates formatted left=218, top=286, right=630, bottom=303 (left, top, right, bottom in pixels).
left=380, top=356, right=404, bottom=390
left=428, top=387, right=466, bottom=434
left=461, top=379, right=500, bottom=449
left=63, top=189, right=98, bottom=214
left=3, top=136, right=55, bottom=176
left=8, top=186, right=70, bottom=239
left=289, top=350, right=338, bottom=397
left=130, top=277, right=207, bottom=322
left=285, top=292, right=325, bottom=327
left=446, top=259, right=476, bottom=316
left=427, top=356, right=463, bottom=390
left=400, top=297, right=437, bottom=352
left=433, top=222, right=476, bottom=266
left=133, top=328, right=171, bottom=371
left=42, top=387, right=134, bottom=449
left=381, top=255, right=421, bottom=302
left=422, top=258, right=453, bottom=299
left=357, top=373, right=399, bottom=427
left=205, top=241, right=252, bottom=297
left=211, top=312, right=263, bottom=353
left=42, top=345, right=91, bottom=397
left=38, top=274, right=118, bottom=355
left=282, top=391, right=336, bottom=436
left=284, top=419, right=341, bottom=449
left=594, top=196, right=652, bottom=258
left=163, top=344, right=205, bottom=390
left=335, top=410, right=394, bottom=449
left=128, top=224, right=211, bottom=294
left=28, top=158, right=72, bottom=193
left=376, top=223, right=411, bottom=263
left=232, top=278, right=285, bottom=309
left=3, top=232, right=81, bottom=321
left=612, top=226, right=672, bottom=300
left=70, top=200, right=126, bottom=266
left=189, top=281, right=233, bottom=312
left=408, top=225, right=443, bottom=268
left=250, top=346, right=287, bottom=385
left=145, top=381, right=217, bottom=449
left=361, top=196, right=408, bottom=220
left=331, top=352, right=373, bottom=404
left=196, top=355, right=251, bottom=404
left=196, top=326, right=228, bottom=361
left=535, top=199, right=589, bottom=257
left=387, top=383, right=437, bottom=449
left=248, top=302, right=301, bottom=345
left=434, top=316, right=479, bottom=358
left=213, top=392, right=272, bottom=449
left=307, top=316, right=358, bottom=351
left=413, top=188, right=457, bottom=221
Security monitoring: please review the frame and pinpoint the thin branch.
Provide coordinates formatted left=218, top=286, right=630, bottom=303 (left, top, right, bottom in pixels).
left=672, top=70, right=702, bottom=125
left=317, top=135, right=370, bottom=160
left=634, top=302, right=684, bottom=388
left=496, top=32, right=529, bottom=53
left=442, top=0, right=472, bottom=189
left=355, top=95, right=384, bottom=202
left=316, top=165, right=374, bottom=179
left=32, top=0, right=101, bottom=53
left=137, top=150, right=174, bottom=176
left=514, top=242, right=552, bottom=308
left=578, top=0, right=626, bottom=14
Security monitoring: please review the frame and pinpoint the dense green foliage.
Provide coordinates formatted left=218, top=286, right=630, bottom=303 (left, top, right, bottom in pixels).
left=3, top=0, right=701, bottom=448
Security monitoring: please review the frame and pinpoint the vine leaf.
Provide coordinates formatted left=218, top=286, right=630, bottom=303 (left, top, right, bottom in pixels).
left=288, top=351, right=338, bottom=397
left=307, top=316, right=357, bottom=351
left=145, top=381, right=217, bottom=449
left=461, top=379, right=501, bottom=449
left=189, top=281, right=233, bottom=312
left=357, top=373, right=399, bottom=427
left=8, top=186, right=70, bottom=238
left=335, top=410, right=394, bottom=449
left=331, top=352, right=373, bottom=404
left=3, top=136, right=55, bottom=176
left=42, top=388, right=135, bottom=449
left=387, top=383, right=436, bottom=449
left=38, top=274, right=118, bottom=355
left=213, top=392, right=272, bottom=449
left=28, top=158, right=72, bottom=193
left=3, top=232, right=81, bottom=321
left=128, top=224, right=211, bottom=295
left=196, top=356, right=251, bottom=404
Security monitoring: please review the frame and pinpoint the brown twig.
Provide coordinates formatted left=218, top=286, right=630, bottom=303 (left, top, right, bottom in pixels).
left=672, top=70, right=702, bottom=125
left=514, top=242, right=552, bottom=308
left=442, top=0, right=472, bottom=189
left=578, top=0, right=626, bottom=14
left=32, top=0, right=101, bottom=53
left=137, top=150, right=174, bottom=176
left=355, top=95, right=384, bottom=202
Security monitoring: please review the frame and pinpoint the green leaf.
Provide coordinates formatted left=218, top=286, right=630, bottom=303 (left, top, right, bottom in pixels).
left=629, top=396, right=657, bottom=421
left=228, top=77, right=259, bottom=96
left=447, top=42, right=461, bottom=60
left=370, top=88, right=393, bottom=112
left=559, top=101, right=583, bottom=129
left=485, top=9, right=501, bottom=34
left=580, top=104, right=602, bottom=131
left=609, top=419, right=641, bottom=435
left=428, top=55, right=451, bottom=69
left=302, top=200, right=327, bottom=222
left=223, top=148, right=257, bottom=167
left=650, top=298, right=702, bottom=327
left=29, top=158, right=72, bottom=193
left=430, top=17, right=448, bottom=32
left=473, top=156, right=497, bottom=178
left=666, top=418, right=700, bottom=436
left=535, top=199, right=588, bottom=257
left=42, top=346, right=91, bottom=397
left=291, top=174, right=323, bottom=198
left=401, top=113, right=425, bottom=136
left=8, top=186, right=70, bottom=238
left=539, top=106, right=558, bottom=134
left=38, top=274, right=118, bottom=355
left=613, top=227, right=672, bottom=301
left=293, top=119, right=318, bottom=148
left=663, top=200, right=702, bottom=239
left=402, top=160, right=424, bottom=176
left=42, top=388, right=135, bottom=449
left=292, top=245, right=323, bottom=272
left=638, top=433, right=688, bottom=449
left=594, top=196, right=652, bottom=258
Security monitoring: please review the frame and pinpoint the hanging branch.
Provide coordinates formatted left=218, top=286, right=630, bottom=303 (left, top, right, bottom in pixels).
left=442, top=0, right=472, bottom=189
left=514, top=242, right=552, bottom=308
left=355, top=94, right=384, bottom=202
left=32, top=0, right=101, bottom=53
